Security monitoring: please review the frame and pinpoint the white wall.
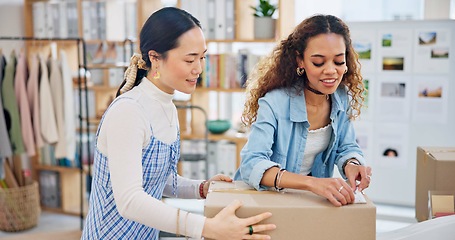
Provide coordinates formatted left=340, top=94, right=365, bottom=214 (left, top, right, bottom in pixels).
left=346, top=20, right=455, bottom=207
left=295, top=0, right=424, bottom=22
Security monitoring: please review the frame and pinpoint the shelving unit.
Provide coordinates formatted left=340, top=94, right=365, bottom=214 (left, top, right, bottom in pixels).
left=178, top=0, right=295, bottom=170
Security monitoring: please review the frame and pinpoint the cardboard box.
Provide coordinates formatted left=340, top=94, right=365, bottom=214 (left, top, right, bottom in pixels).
left=204, top=181, right=376, bottom=240
left=428, top=191, right=455, bottom=219
left=416, top=147, right=455, bottom=222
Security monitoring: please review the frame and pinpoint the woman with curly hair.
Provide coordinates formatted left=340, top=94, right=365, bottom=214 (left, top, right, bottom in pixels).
left=235, top=14, right=372, bottom=207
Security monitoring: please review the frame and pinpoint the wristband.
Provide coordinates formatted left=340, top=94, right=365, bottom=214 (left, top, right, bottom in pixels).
left=199, top=180, right=207, bottom=199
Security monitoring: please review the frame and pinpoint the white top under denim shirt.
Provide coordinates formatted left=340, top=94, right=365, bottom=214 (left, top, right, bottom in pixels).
left=234, top=86, right=365, bottom=191
left=300, top=124, right=332, bottom=175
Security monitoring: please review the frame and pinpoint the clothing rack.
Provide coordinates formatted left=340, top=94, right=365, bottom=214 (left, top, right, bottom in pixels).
left=0, top=36, right=89, bottom=229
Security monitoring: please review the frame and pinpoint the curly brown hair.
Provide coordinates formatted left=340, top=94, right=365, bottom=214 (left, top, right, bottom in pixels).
left=242, top=14, right=365, bottom=127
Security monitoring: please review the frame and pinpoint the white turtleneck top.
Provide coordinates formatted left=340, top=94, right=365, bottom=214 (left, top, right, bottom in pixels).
left=96, top=78, right=205, bottom=239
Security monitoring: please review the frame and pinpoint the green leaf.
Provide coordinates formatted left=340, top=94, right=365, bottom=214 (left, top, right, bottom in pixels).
left=250, top=0, right=278, bottom=17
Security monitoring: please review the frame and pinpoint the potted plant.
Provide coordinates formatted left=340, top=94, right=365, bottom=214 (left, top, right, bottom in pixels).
left=250, top=0, right=278, bottom=39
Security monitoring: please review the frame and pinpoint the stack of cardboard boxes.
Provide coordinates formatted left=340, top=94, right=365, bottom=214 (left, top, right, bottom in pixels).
left=416, top=147, right=455, bottom=222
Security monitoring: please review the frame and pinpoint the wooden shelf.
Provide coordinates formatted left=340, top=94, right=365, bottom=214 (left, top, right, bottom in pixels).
left=35, top=165, right=82, bottom=173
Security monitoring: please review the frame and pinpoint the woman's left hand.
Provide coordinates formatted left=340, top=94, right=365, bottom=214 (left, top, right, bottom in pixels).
left=344, top=163, right=372, bottom=192
left=204, top=174, right=233, bottom=198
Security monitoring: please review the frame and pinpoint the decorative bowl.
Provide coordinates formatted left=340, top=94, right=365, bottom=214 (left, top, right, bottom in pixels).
left=207, top=120, right=231, bottom=134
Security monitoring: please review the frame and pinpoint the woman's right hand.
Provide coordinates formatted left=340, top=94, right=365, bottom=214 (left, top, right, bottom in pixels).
left=308, top=177, right=355, bottom=207
left=202, top=199, right=276, bottom=240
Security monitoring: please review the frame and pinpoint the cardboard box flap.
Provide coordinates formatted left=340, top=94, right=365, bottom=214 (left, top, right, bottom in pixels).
left=428, top=151, right=455, bottom=161
left=419, top=146, right=455, bottom=161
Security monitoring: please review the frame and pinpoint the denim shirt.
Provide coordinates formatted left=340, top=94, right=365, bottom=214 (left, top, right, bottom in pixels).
left=234, top=87, right=365, bottom=190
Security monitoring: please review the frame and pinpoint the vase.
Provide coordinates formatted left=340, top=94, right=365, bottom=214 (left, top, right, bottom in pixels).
left=254, top=17, right=276, bottom=39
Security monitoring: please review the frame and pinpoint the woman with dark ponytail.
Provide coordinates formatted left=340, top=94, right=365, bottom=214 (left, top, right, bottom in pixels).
left=82, top=7, right=275, bottom=240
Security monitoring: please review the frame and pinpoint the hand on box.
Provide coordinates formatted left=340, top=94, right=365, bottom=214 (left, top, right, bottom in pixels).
left=344, top=163, right=372, bottom=193
left=202, top=199, right=276, bottom=240
left=203, top=174, right=233, bottom=198
left=309, top=177, right=355, bottom=207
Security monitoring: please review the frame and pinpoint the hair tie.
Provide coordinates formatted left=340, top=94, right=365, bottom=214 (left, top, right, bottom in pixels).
left=120, top=53, right=147, bottom=95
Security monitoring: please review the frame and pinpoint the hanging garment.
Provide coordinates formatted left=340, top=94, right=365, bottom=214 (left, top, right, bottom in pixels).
left=49, top=58, right=66, bottom=159
left=39, top=54, right=58, bottom=144
left=1, top=51, right=25, bottom=155
left=60, top=51, right=76, bottom=162
left=14, top=50, right=36, bottom=157
left=0, top=53, right=12, bottom=158
left=26, top=53, right=44, bottom=149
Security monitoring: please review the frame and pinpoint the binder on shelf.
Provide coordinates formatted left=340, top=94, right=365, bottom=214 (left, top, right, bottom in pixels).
left=106, top=1, right=126, bottom=41
left=97, top=1, right=107, bottom=40
left=197, top=0, right=209, bottom=37
left=58, top=1, right=68, bottom=38
left=66, top=1, right=79, bottom=38
left=207, top=141, right=219, bottom=177
left=214, top=0, right=226, bottom=40
left=237, top=49, right=249, bottom=88
left=225, top=0, right=235, bottom=40
left=47, top=2, right=60, bottom=38
left=32, top=2, right=46, bottom=38
left=218, top=141, right=236, bottom=178
left=89, top=1, right=99, bottom=40
left=124, top=1, right=137, bottom=40
left=82, top=1, right=92, bottom=40
left=206, top=0, right=216, bottom=40
left=207, top=141, right=237, bottom=179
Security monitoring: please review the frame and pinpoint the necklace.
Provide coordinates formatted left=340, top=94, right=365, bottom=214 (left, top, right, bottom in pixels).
left=154, top=99, right=174, bottom=127
left=306, top=85, right=329, bottom=101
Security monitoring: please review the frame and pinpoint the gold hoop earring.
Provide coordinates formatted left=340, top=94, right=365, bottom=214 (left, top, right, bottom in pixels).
left=296, top=67, right=305, bottom=76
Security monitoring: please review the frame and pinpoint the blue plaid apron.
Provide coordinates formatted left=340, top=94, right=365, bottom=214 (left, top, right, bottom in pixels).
left=82, top=97, right=180, bottom=239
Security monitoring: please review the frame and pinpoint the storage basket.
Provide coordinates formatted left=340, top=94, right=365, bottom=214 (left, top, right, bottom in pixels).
left=0, top=181, right=41, bottom=232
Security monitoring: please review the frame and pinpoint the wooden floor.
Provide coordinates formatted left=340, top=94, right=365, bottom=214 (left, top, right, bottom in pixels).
left=0, top=230, right=81, bottom=240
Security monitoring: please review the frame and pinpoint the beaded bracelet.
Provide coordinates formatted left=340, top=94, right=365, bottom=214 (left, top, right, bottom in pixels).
left=199, top=180, right=207, bottom=199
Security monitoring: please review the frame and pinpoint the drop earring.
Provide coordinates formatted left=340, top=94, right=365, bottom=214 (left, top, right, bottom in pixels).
left=153, top=70, right=160, bottom=79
